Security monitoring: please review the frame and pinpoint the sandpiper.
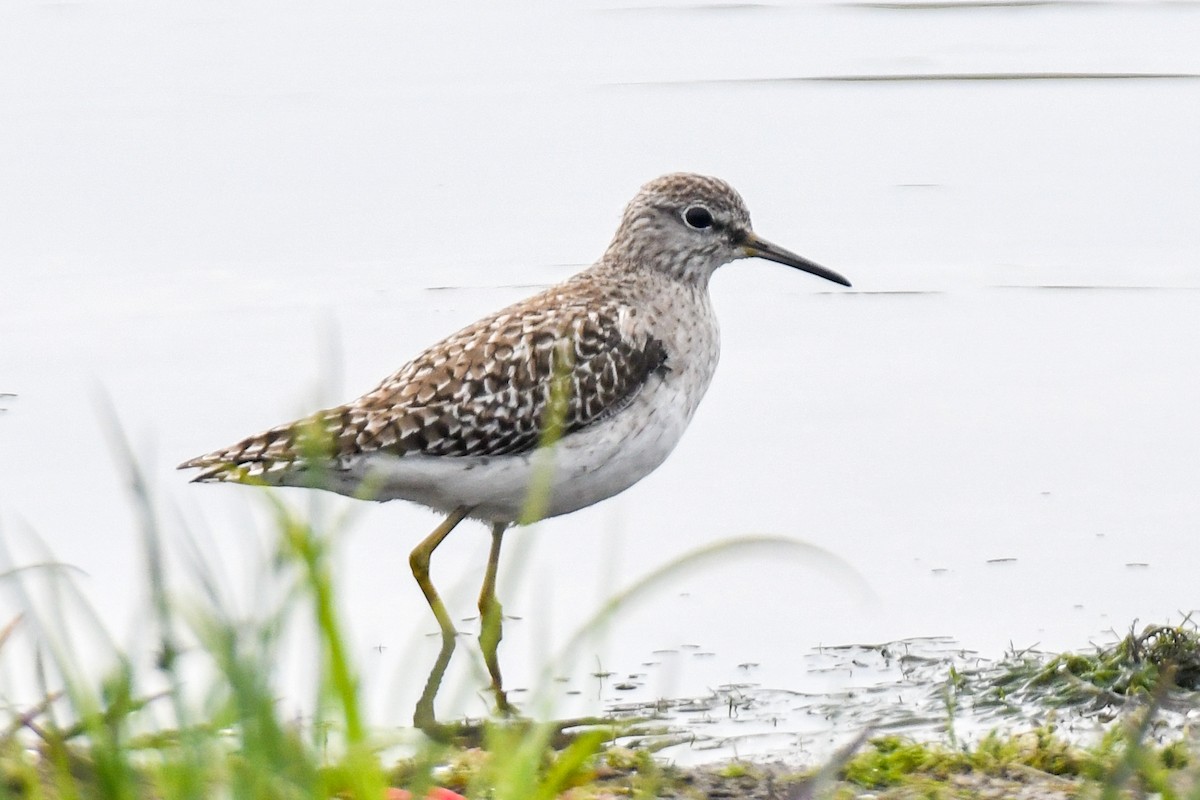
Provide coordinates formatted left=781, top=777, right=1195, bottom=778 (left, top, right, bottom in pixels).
left=180, top=173, right=850, bottom=724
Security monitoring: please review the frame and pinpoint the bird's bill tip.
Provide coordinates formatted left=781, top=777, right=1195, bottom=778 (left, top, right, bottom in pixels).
left=742, top=233, right=851, bottom=287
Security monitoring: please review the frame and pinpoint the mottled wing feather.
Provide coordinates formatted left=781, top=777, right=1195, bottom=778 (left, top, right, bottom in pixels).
left=180, top=281, right=668, bottom=482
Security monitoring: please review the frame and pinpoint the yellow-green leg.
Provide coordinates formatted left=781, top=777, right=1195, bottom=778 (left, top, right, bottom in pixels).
left=478, top=522, right=513, bottom=714
left=410, top=506, right=472, bottom=733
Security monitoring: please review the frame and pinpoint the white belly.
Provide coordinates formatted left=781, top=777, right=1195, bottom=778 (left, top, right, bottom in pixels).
left=338, top=373, right=693, bottom=522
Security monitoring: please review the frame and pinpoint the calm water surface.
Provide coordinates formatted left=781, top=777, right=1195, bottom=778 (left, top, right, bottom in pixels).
left=1, top=0, right=1198, bottom=759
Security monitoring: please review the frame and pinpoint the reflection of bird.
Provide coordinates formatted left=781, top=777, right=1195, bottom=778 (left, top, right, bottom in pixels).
left=180, top=173, right=851, bottom=724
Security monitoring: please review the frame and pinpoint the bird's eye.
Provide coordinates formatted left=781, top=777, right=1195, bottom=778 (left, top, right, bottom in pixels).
left=683, top=205, right=714, bottom=230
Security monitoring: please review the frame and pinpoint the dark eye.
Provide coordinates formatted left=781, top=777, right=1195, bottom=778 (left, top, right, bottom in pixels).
left=683, top=205, right=714, bottom=230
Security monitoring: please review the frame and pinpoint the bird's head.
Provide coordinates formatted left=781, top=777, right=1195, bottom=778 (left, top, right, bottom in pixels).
left=605, top=172, right=850, bottom=289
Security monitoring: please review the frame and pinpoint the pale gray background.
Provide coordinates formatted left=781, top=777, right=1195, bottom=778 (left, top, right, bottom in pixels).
left=1, top=0, right=1198, bottom=756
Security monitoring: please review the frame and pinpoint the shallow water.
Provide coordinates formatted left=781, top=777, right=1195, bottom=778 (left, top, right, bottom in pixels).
left=1, top=0, right=1198, bottom=760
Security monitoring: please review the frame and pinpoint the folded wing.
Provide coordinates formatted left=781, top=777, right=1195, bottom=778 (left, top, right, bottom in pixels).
left=180, top=289, right=667, bottom=483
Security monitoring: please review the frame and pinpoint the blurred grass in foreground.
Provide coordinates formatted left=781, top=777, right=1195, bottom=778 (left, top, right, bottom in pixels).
left=0, top=411, right=860, bottom=799
left=1, top=409, right=1198, bottom=797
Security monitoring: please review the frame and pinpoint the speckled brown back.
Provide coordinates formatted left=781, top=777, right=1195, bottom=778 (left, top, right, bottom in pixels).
left=180, top=271, right=668, bottom=481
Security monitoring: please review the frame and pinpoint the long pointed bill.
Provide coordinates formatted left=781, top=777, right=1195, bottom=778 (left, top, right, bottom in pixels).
left=742, top=232, right=851, bottom=287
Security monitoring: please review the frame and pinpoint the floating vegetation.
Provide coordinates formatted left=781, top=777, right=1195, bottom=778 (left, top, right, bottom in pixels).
left=968, top=620, right=1200, bottom=727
